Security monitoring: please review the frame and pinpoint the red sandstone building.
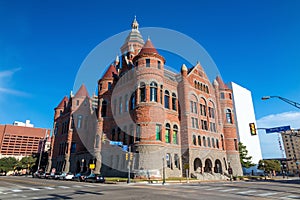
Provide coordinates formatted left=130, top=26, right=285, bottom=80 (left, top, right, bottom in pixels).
left=0, top=123, right=50, bottom=159
left=49, top=18, right=242, bottom=179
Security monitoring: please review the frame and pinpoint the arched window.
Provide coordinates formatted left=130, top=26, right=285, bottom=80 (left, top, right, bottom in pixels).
left=101, top=100, right=107, bottom=117
left=125, top=95, right=129, bottom=112
left=119, top=97, right=122, bottom=114
left=212, top=138, right=215, bottom=148
left=226, top=109, right=233, bottom=123
left=164, top=90, right=170, bottom=109
left=173, top=125, right=178, bottom=144
left=140, top=82, right=146, bottom=102
left=111, top=129, right=116, bottom=141
left=207, top=137, right=211, bottom=147
left=172, top=93, right=177, bottom=111
left=150, top=82, right=158, bottom=102
left=203, top=136, right=206, bottom=147
left=216, top=139, right=219, bottom=148
left=194, top=81, right=197, bottom=88
left=193, top=135, right=197, bottom=145
left=130, top=91, right=136, bottom=110
left=77, top=115, right=82, bottom=129
left=117, top=128, right=121, bottom=141
left=160, top=85, right=163, bottom=104
left=156, top=124, right=162, bottom=141
left=198, top=135, right=201, bottom=146
left=165, top=123, right=171, bottom=143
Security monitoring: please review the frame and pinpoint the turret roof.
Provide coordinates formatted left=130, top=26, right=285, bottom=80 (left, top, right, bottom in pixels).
left=74, top=84, right=89, bottom=97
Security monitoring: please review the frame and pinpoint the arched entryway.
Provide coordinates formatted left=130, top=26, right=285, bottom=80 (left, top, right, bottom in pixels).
left=214, top=159, right=222, bottom=173
left=204, top=159, right=213, bottom=173
left=193, top=158, right=202, bottom=172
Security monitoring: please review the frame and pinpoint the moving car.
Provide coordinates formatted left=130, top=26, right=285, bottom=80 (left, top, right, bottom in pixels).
left=72, top=172, right=89, bottom=182
left=59, top=172, right=74, bottom=180
left=84, top=173, right=105, bottom=183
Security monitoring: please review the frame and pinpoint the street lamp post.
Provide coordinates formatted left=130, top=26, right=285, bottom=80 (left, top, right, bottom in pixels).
left=162, top=156, right=166, bottom=185
left=81, top=159, right=84, bottom=172
left=261, top=96, right=300, bottom=109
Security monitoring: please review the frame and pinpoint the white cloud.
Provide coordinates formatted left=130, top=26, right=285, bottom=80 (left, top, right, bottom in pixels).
left=0, top=67, right=29, bottom=97
left=257, top=111, right=300, bottom=159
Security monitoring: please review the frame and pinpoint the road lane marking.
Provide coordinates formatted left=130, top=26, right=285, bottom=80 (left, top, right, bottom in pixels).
left=84, top=184, right=96, bottom=187
left=205, top=187, right=225, bottom=191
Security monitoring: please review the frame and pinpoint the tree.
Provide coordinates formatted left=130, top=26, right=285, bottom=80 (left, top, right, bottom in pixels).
left=258, top=160, right=281, bottom=173
left=0, top=157, right=18, bottom=172
left=18, top=156, right=37, bottom=171
left=238, top=142, right=255, bottom=168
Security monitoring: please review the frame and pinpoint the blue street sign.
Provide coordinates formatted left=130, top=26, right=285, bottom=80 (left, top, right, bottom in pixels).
left=266, top=126, right=291, bottom=134
left=122, top=145, right=128, bottom=152
left=109, top=141, right=123, bottom=146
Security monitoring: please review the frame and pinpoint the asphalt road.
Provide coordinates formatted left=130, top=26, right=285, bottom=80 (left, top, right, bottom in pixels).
left=0, top=176, right=300, bottom=200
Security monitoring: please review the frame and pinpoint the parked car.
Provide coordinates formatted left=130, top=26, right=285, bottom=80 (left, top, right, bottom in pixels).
left=50, top=172, right=61, bottom=180
left=84, top=173, right=105, bottom=183
left=73, top=172, right=89, bottom=182
left=40, top=172, right=51, bottom=179
left=59, top=172, right=74, bottom=180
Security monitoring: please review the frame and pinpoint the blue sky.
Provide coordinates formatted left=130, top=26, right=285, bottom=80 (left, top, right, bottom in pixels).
left=1, top=0, right=300, bottom=158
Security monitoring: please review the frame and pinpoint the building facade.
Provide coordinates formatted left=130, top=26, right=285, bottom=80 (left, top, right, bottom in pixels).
left=0, top=122, right=50, bottom=160
left=50, top=18, right=243, bottom=178
left=281, top=131, right=300, bottom=175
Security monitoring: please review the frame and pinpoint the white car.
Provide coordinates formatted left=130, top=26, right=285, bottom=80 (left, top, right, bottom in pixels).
left=59, top=172, right=74, bottom=180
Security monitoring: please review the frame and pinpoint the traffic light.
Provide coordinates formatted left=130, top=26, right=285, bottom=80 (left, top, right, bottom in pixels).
left=125, top=153, right=128, bottom=161
left=130, top=153, right=133, bottom=160
left=249, top=123, right=257, bottom=135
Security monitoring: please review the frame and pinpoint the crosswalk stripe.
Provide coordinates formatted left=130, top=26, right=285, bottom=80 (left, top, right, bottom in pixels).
left=205, top=187, right=225, bottom=191
left=29, top=188, right=40, bottom=191
left=220, top=188, right=239, bottom=192
left=11, top=189, right=22, bottom=192
left=257, top=192, right=278, bottom=197
left=236, top=190, right=257, bottom=194
left=44, top=187, right=54, bottom=190
left=84, top=184, right=96, bottom=187
left=58, top=186, right=70, bottom=189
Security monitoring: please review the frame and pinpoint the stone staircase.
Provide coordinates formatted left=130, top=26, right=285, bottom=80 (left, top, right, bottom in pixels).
left=195, top=172, right=229, bottom=181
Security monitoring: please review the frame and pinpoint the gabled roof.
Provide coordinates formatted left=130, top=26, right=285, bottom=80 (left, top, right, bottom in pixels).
left=74, top=84, right=89, bottom=98
left=138, top=39, right=158, bottom=55
left=216, top=76, right=228, bottom=89
left=102, top=64, right=118, bottom=79
left=56, top=96, right=68, bottom=109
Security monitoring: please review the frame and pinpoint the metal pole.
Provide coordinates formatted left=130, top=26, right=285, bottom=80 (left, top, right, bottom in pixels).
left=162, top=157, right=165, bottom=185
left=127, top=146, right=131, bottom=184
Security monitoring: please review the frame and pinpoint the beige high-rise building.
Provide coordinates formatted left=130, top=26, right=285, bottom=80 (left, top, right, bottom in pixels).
left=281, top=130, right=300, bottom=175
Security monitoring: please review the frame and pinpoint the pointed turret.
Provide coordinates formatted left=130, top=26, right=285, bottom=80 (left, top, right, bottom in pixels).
left=75, top=84, right=89, bottom=98
left=102, top=64, right=118, bottom=80
left=216, top=76, right=228, bottom=89
left=138, top=38, right=159, bottom=55
left=54, top=96, right=69, bottom=120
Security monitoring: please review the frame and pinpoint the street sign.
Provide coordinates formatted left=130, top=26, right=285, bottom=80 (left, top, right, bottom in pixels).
left=266, top=126, right=291, bottom=134
left=89, top=164, right=95, bottom=169
left=122, top=145, right=128, bottom=152
left=109, top=141, right=123, bottom=146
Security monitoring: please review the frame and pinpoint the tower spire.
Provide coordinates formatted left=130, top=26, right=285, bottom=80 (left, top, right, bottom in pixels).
left=131, top=15, right=139, bottom=30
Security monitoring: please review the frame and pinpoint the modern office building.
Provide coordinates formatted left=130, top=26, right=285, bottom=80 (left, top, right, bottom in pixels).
left=0, top=122, right=50, bottom=160
left=50, top=18, right=243, bottom=179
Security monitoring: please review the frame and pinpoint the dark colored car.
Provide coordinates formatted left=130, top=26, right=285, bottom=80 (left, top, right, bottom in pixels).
left=50, top=172, right=61, bottom=180
left=84, top=173, right=105, bottom=183
left=73, top=172, right=89, bottom=182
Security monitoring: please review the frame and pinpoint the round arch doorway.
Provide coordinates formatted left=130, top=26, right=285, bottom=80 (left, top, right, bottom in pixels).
left=214, top=159, right=222, bottom=173
left=204, top=159, right=213, bottom=173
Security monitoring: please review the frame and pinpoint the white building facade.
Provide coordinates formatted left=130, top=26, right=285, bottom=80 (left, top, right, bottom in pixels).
left=229, top=82, right=262, bottom=164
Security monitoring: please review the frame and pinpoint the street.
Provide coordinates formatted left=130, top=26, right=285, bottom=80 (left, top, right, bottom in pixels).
left=0, top=176, right=300, bottom=200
